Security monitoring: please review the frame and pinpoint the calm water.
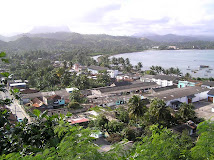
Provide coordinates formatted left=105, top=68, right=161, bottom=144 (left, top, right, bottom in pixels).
left=109, top=50, right=214, bottom=78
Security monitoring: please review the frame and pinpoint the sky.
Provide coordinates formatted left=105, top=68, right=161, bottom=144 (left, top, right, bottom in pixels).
left=0, top=0, right=214, bottom=36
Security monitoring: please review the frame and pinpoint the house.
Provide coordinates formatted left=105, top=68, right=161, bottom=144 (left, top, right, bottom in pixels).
left=201, top=81, right=214, bottom=89
left=72, top=63, right=87, bottom=72
left=87, top=65, right=118, bottom=78
left=43, top=95, right=65, bottom=107
left=178, top=81, right=196, bottom=88
left=66, top=87, right=79, bottom=93
left=107, top=69, right=119, bottom=78
left=116, top=73, right=140, bottom=82
left=87, top=82, right=160, bottom=107
left=178, top=80, right=202, bottom=88
left=152, top=46, right=159, bottom=49
left=171, top=120, right=197, bottom=135
left=145, top=86, right=210, bottom=109
left=152, top=75, right=180, bottom=87
left=88, top=65, right=109, bottom=74
left=20, top=88, right=39, bottom=94
left=20, top=89, right=70, bottom=105
left=140, top=75, right=155, bottom=82
left=207, top=89, right=214, bottom=103
left=31, top=97, right=45, bottom=108
left=9, top=82, right=27, bottom=89
left=168, top=46, right=177, bottom=50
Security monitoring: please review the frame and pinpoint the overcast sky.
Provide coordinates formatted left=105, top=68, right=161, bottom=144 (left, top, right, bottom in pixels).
left=1, top=0, right=214, bottom=36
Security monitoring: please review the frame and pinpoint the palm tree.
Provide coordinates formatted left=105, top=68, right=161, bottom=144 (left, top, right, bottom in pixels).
left=147, top=98, right=172, bottom=126
left=137, top=62, right=143, bottom=71
left=128, top=95, right=147, bottom=120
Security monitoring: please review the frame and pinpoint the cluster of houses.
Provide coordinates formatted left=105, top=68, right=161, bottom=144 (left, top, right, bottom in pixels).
left=6, top=63, right=214, bottom=131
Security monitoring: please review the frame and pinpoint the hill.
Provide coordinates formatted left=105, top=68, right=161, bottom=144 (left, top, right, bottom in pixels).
left=133, top=33, right=214, bottom=42
left=0, top=33, right=155, bottom=55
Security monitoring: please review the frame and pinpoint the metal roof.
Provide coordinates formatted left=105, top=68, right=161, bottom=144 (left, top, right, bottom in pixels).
left=145, top=86, right=210, bottom=101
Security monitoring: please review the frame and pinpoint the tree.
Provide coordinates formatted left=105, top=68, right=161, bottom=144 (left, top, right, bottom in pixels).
left=136, top=62, right=143, bottom=71
left=106, top=120, right=124, bottom=133
left=116, top=107, right=129, bottom=123
left=125, top=58, right=130, bottom=65
left=94, top=114, right=109, bottom=130
left=191, top=120, right=214, bottom=159
left=127, top=125, right=192, bottom=160
left=184, top=73, right=191, bottom=80
left=69, top=61, right=73, bottom=68
left=176, top=103, right=196, bottom=122
left=69, top=89, right=85, bottom=103
left=145, top=98, right=173, bottom=127
left=118, top=57, right=125, bottom=65
left=111, top=57, right=118, bottom=65
left=96, top=70, right=110, bottom=86
left=128, top=95, right=147, bottom=121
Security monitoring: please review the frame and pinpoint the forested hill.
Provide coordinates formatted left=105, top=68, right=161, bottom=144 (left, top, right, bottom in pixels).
left=0, top=33, right=155, bottom=55
left=1, top=32, right=214, bottom=57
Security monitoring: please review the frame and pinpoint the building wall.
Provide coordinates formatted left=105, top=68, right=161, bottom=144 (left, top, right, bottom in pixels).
left=201, top=85, right=214, bottom=89
left=58, top=99, right=65, bottom=105
left=152, top=78, right=173, bottom=87
left=166, top=91, right=209, bottom=107
left=208, top=95, right=214, bottom=103
left=178, top=81, right=195, bottom=88
left=107, top=70, right=118, bottom=78
left=88, top=69, right=98, bottom=75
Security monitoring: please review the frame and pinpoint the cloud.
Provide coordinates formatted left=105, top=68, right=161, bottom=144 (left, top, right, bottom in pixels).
left=81, top=4, right=121, bottom=23
left=0, top=0, right=214, bottom=36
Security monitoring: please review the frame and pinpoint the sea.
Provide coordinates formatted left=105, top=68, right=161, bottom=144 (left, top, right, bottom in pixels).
left=93, top=50, right=214, bottom=78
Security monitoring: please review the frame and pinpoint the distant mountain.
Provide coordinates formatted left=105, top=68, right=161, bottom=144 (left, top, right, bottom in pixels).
left=0, top=33, right=154, bottom=54
left=132, top=33, right=214, bottom=42
left=29, top=26, right=71, bottom=34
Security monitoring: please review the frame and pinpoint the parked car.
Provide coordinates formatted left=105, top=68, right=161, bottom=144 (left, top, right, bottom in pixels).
left=17, top=118, right=23, bottom=122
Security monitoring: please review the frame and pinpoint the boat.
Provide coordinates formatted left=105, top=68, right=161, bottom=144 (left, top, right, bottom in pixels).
left=206, top=70, right=211, bottom=73
left=200, top=65, right=209, bottom=69
left=209, top=68, right=213, bottom=70
left=187, top=66, right=191, bottom=70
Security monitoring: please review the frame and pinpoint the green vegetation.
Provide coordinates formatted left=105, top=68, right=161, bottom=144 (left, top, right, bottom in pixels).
left=150, top=65, right=181, bottom=75
left=1, top=107, right=214, bottom=159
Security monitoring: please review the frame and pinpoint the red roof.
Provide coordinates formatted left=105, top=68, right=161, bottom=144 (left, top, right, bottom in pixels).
left=69, top=118, right=89, bottom=124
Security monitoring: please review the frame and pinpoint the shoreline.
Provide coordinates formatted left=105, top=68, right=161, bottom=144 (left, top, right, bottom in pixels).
left=91, top=49, right=214, bottom=58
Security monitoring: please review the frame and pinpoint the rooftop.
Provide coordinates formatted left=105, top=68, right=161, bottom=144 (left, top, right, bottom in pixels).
left=152, top=85, right=178, bottom=93
left=88, top=65, right=109, bottom=71
left=145, top=86, right=210, bottom=101
left=95, top=82, right=159, bottom=94
left=208, top=89, right=214, bottom=95
left=153, top=75, right=180, bottom=81
left=202, top=81, right=214, bottom=87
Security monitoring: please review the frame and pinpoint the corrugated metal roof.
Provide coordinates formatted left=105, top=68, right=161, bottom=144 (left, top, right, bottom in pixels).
left=146, top=86, right=209, bottom=101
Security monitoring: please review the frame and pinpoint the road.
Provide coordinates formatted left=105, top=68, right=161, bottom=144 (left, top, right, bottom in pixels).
left=1, top=89, right=31, bottom=122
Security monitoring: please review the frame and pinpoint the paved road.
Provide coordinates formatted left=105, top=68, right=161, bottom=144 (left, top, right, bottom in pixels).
left=1, top=89, right=31, bottom=122
left=194, top=100, right=214, bottom=121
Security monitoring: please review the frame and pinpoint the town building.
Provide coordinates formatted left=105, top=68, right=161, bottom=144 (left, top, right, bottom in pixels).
left=152, top=75, right=180, bottom=87
left=87, top=65, right=118, bottom=78
left=145, top=86, right=210, bottom=109
left=207, top=89, right=214, bottom=103
left=201, top=81, right=214, bottom=89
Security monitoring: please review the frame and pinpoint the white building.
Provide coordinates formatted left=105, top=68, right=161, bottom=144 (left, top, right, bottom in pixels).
left=87, top=65, right=118, bottom=78
left=201, top=81, right=214, bottom=89
left=145, top=86, right=210, bottom=109
left=152, top=75, right=180, bottom=87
